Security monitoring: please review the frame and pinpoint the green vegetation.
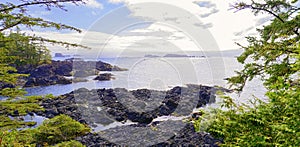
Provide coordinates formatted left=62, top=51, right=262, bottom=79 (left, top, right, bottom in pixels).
left=34, top=114, right=90, bottom=145
left=1, top=0, right=298, bottom=146
left=0, top=0, right=90, bottom=146
left=194, top=0, right=300, bottom=146
left=2, top=31, right=52, bottom=68
left=0, top=115, right=90, bottom=146
left=0, top=96, right=44, bottom=131
left=0, top=96, right=44, bottom=116
left=53, top=140, right=86, bottom=147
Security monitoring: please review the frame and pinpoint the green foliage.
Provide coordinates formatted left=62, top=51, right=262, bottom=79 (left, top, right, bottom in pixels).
left=53, top=140, right=86, bottom=147
left=0, top=129, right=35, bottom=147
left=34, top=114, right=90, bottom=145
left=206, top=88, right=300, bottom=146
left=0, top=95, right=44, bottom=116
left=0, top=87, right=27, bottom=99
left=0, top=0, right=88, bottom=49
left=0, top=115, right=90, bottom=146
left=3, top=31, right=52, bottom=67
left=0, top=96, right=91, bottom=146
left=194, top=0, right=300, bottom=146
left=0, top=115, right=36, bottom=131
left=228, top=0, right=300, bottom=92
left=0, top=1, right=91, bottom=146
left=0, top=0, right=87, bottom=98
left=0, top=95, right=43, bottom=132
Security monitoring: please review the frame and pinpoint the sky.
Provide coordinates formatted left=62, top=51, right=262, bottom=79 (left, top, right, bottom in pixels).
left=20, top=0, right=275, bottom=57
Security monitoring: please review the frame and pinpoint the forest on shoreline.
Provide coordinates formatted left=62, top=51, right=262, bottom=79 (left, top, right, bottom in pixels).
left=0, top=0, right=299, bottom=146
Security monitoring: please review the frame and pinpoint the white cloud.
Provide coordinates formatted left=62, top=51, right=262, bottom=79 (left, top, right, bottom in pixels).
left=105, top=0, right=272, bottom=50
left=125, top=23, right=201, bottom=52
left=25, top=29, right=149, bottom=57
left=83, top=0, right=103, bottom=9
left=28, top=22, right=216, bottom=58
left=28, top=0, right=274, bottom=57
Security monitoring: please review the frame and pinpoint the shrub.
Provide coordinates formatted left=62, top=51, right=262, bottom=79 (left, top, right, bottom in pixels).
left=34, top=114, right=90, bottom=145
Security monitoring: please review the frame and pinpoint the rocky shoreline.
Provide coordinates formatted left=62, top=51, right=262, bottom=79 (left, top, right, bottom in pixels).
left=1, top=59, right=228, bottom=146
left=32, top=84, right=229, bottom=146
left=14, top=60, right=126, bottom=87
left=76, top=123, right=222, bottom=146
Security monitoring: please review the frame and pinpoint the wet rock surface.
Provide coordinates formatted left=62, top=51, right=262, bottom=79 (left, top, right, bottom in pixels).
left=35, top=85, right=222, bottom=124
left=24, top=60, right=126, bottom=87
left=150, top=122, right=222, bottom=147
left=33, top=85, right=228, bottom=146
left=75, top=122, right=222, bottom=147
left=93, top=73, right=115, bottom=81
left=99, top=120, right=185, bottom=146
left=76, top=133, right=117, bottom=147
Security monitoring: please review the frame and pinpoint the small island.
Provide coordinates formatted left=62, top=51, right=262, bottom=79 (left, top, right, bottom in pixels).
left=163, top=54, right=189, bottom=57
left=54, top=53, right=71, bottom=58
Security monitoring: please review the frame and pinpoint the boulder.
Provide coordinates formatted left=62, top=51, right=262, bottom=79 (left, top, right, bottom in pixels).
left=23, top=60, right=126, bottom=87
left=93, top=73, right=115, bottom=81
left=52, top=61, right=72, bottom=76
left=24, top=75, right=71, bottom=87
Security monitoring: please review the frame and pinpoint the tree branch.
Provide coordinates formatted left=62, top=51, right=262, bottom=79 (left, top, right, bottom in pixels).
left=0, top=14, right=82, bottom=33
left=237, top=3, right=300, bottom=36
left=0, top=20, right=23, bottom=32
left=0, top=0, right=82, bottom=12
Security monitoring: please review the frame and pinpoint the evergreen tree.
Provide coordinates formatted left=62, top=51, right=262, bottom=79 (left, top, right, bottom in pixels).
left=0, top=1, right=89, bottom=146
left=195, top=0, right=300, bottom=146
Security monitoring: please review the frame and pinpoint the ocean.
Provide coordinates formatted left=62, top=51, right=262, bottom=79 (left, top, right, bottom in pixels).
left=25, top=56, right=267, bottom=105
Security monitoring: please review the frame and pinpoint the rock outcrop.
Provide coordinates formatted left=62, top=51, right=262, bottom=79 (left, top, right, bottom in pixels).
left=24, top=60, right=126, bottom=87
left=93, top=73, right=115, bottom=81
left=34, top=85, right=224, bottom=124
left=33, top=84, right=228, bottom=146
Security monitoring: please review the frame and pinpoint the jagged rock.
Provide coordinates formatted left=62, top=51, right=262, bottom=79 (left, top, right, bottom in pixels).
left=94, top=73, right=115, bottom=81
left=75, top=122, right=222, bottom=147
left=151, top=123, right=222, bottom=147
left=33, top=85, right=227, bottom=146
left=35, top=85, right=220, bottom=125
left=24, top=75, right=72, bottom=87
left=24, top=60, right=126, bottom=87
left=76, top=133, right=116, bottom=146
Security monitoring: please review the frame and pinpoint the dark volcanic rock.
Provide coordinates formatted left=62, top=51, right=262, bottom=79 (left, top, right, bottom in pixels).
left=34, top=85, right=226, bottom=146
left=151, top=123, right=222, bottom=147
left=36, top=85, right=220, bottom=125
left=29, top=64, right=53, bottom=77
left=35, top=89, right=115, bottom=125
left=95, top=61, right=126, bottom=71
left=52, top=61, right=73, bottom=76
left=75, top=121, right=221, bottom=147
left=54, top=53, right=65, bottom=57
left=24, top=64, right=72, bottom=87
left=24, top=60, right=126, bottom=87
left=76, top=133, right=116, bottom=147
left=24, top=75, right=72, bottom=87
left=93, top=73, right=115, bottom=81
left=16, top=64, right=35, bottom=74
